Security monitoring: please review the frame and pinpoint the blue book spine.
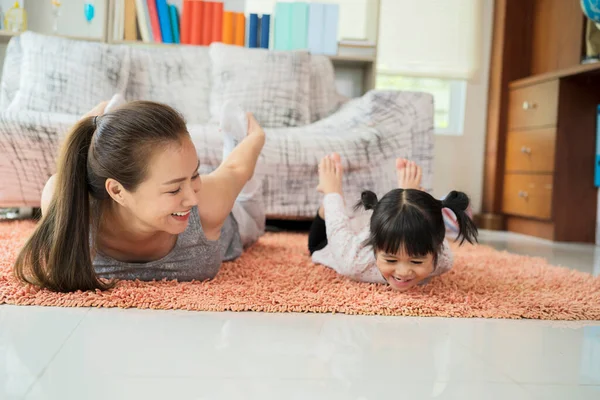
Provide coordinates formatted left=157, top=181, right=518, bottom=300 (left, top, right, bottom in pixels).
left=249, top=13, right=259, bottom=48
left=169, top=5, right=180, bottom=44
left=322, top=3, right=339, bottom=55
left=274, top=2, right=291, bottom=50
left=260, top=14, right=271, bottom=49
left=595, top=105, right=600, bottom=187
left=290, top=2, right=309, bottom=50
left=307, top=3, right=324, bottom=54
left=156, top=0, right=173, bottom=43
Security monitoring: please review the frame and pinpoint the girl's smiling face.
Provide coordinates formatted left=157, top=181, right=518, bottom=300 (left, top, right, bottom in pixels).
left=375, top=248, right=435, bottom=291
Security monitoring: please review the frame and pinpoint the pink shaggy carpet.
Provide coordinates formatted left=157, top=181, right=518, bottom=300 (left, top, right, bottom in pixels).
left=1, top=220, right=599, bottom=320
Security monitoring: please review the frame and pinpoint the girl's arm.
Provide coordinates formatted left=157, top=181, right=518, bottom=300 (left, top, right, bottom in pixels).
left=318, top=193, right=378, bottom=280
left=196, top=114, right=265, bottom=236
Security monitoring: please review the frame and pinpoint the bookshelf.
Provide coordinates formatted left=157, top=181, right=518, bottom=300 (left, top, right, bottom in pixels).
left=0, top=0, right=380, bottom=94
left=105, top=0, right=380, bottom=93
left=0, top=30, right=103, bottom=42
left=0, top=31, right=18, bottom=38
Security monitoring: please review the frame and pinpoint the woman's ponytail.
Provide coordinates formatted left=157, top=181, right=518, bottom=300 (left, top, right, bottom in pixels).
left=441, top=191, right=478, bottom=245
left=14, top=116, right=112, bottom=292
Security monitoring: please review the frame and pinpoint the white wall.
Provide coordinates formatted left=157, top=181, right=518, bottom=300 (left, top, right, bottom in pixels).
left=23, top=0, right=107, bottom=39
left=431, top=0, right=493, bottom=213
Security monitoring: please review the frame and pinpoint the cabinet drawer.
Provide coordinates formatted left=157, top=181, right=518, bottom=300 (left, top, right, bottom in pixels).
left=508, top=80, right=559, bottom=129
left=502, top=174, right=553, bottom=220
left=505, top=128, right=556, bottom=173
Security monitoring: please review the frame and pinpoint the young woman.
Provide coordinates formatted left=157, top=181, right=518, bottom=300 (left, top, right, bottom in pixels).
left=15, top=100, right=266, bottom=292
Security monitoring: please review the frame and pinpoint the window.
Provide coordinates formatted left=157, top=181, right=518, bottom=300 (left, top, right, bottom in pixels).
left=376, top=74, right=466, bottom=135
left=375, top=0, right=481, bottom=135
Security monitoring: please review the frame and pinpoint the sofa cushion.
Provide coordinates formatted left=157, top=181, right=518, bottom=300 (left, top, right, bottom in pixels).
left=0, top=36, right=23, bottom=109
left=125, top=45, right=212, bottom=124
left=208, top=43, right=311, bottom=128
left=309, top=55, right=345, bottom=122
left=7, top=32, right=130, bottom=115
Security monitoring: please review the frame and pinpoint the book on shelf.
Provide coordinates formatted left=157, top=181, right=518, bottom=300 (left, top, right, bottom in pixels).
left=169, top=4, right=180, bottom=44
left=272, top=2, right=340, bottom=55
left=222, top=10, right=234, bottom=45
left=124, top=0, right=137, bottom=41
left=190, top=1, right=202, bottom=45
left=212, top=2, right=223, bottom=43
left=274, top=2, right=291, bottom=50
left=135, top=0, right=152, bottom=42
left=234, top=12, right=245, bottom=46
left=322, top=4, right=339, bottom=56
left=113, top=0, right=364, bottom=59
left=260, top=14, right=270, bottom=49
left=146, top=0, right=163, bottom=42
left=113, top=0, right=125, bottom=41
left=156, top=0, right=173, bottom=43
left=248, top=13, right=258, bottom=48
left=290, top=2, right=308, bottom=50
left=307, top=3, right=324, bottom=54
left=201, top=1, right=212, bottom=45
left=180, top=0, right=192, bottom=44
left=246, top=13, right=271, bottom=49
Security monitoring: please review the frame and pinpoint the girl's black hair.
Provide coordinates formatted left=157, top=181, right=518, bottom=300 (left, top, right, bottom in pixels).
left=355, top=189, right=478, bottom=258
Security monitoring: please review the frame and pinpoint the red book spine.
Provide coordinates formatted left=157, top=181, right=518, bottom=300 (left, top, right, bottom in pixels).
left=202, top=2, right=214, bottom=45
left=181, top=0, right=193, bottom=44
left=212, top=2, right=223, bottom=43
left=147, top=0, right=163, bottom=43
left=190, top=0, right=203, bottom=45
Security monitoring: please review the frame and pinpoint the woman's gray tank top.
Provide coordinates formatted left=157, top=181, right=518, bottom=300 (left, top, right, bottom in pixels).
left=93, top=207, right=243, bottom=281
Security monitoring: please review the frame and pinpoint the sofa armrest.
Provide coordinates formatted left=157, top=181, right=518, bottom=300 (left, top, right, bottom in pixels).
left=261, top=90, right=434, bottom=170
left=0, top=111, right=79, bottom=207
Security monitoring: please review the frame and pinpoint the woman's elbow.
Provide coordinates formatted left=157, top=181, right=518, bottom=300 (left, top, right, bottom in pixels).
left=41, top=174, right=57, bottom=216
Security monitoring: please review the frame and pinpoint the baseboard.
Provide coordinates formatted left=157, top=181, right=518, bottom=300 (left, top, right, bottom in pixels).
left=474, top=213, right=505, bottom=230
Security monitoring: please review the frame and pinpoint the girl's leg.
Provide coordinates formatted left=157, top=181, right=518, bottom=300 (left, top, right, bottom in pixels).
left=308, top=211, right=328, bottom=254
left=231, top=187, right=265, bottom=247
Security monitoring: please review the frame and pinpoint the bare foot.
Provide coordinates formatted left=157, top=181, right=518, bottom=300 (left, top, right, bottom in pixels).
left=330, top=152, right=342, bottom=168
left=317, top=154, right=344, bottom=218
left=396, top=158, right=422, bottom=190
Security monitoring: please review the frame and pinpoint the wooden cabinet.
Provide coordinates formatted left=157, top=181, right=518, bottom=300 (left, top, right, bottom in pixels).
left=505, top=128, right=556, bottom=173
left=500, top=77, right=600, bottom=242
left=507, top=80, right=559, bottom=129
left=482, top=0, right=600, bottom=243
left=502, top=174, right=553, bottom=220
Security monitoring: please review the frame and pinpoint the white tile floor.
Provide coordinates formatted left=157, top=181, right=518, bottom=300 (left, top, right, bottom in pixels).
left=1, top=230, right=599, bottom=400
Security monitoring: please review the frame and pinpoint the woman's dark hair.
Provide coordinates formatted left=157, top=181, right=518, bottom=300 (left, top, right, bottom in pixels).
left=356, top=189, right=478, bottom=259
left=14, top=101, right=188, bottom=292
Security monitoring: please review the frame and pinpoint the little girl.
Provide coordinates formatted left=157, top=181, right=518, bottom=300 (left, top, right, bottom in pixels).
left=308, top=153, right=478, bottom=291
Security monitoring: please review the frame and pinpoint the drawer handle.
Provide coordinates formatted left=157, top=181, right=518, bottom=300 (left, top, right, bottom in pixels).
left=520, top=146, right=532, bottom=154
left=518, top=190, right=529, bottom=199
left=522, top=101, right=537, bottom=110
